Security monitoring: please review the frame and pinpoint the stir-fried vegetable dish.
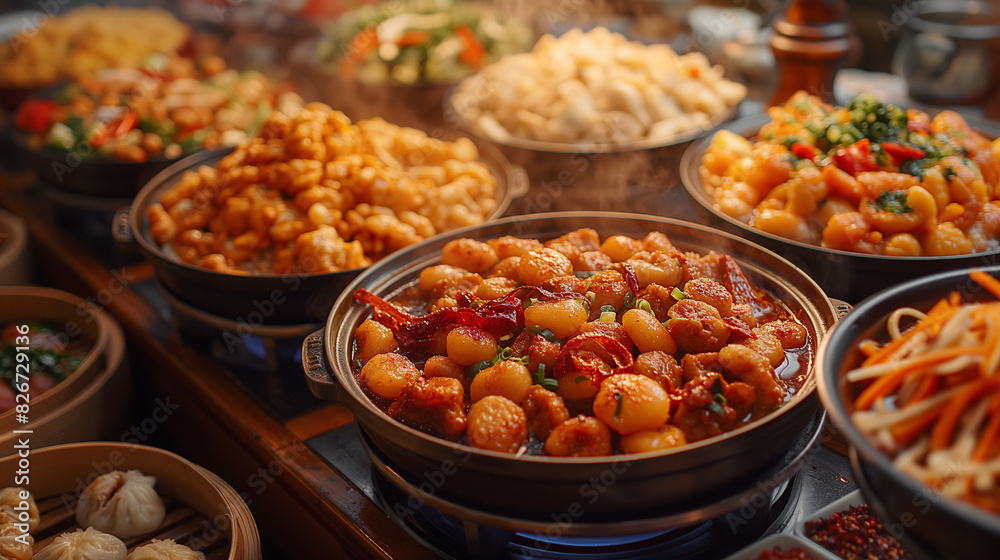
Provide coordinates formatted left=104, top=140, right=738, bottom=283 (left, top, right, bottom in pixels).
left=318, top=0, right=533, bottom=85
left=352, top=229, right=812, bottom=456
left=15, top=55, right=300, bottom=163
left=701, top=92, right=1000, bottom=256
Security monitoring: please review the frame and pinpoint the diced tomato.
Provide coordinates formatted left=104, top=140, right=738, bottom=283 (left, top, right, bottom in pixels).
left=833, top=138, right=880, bottom=176
left=882, top=142, right=927, bottom=165
left=15, top=99, right=58, bottom=134
left=456, top=25, right=486, bottom=69
left=790, top=142, right=819, bottom=161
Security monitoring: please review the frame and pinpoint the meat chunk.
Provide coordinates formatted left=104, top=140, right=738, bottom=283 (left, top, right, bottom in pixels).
left=668, top=299, right=731, bottom=353
left=388, top=377, right=467, bottom=440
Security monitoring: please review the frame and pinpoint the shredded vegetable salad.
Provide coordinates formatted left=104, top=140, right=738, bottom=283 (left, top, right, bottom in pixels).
left=318, top=0, right=533, bottom=85
left=849, top=270, right=1000, bottom=514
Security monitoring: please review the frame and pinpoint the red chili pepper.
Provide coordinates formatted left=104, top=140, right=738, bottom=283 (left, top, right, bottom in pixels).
left=553, top=332, right=634, bottom=385
left=174, top=123, right=206, bottom=142
left=832, top=138, right=879, bottom=176
left=881, top=142, right=926, bottom=165
left=90, top=108, right=139, bottom=148
left=15, top=99, right=59, bottom=134
left=790, top=142, right=819, bottom=161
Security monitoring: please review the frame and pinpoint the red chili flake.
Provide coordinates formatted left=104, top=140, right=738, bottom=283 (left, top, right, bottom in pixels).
left=751, top=547, right=812, bottom=560
left=804, top=503, right=910, bottom=560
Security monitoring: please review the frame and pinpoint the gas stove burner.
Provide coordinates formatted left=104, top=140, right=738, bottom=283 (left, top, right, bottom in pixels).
left=361, top=412, right=822, bottom=559
left=157, top=280, right=318, bottom=372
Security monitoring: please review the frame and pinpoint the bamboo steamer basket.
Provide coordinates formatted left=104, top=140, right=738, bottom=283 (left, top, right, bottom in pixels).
left=0, top=442, right=261, bottom=560
left=0, top=286, right=130, bottom=447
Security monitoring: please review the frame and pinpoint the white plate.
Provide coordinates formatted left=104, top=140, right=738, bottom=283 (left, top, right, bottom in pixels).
left=721, top=534, right=839, bottom=560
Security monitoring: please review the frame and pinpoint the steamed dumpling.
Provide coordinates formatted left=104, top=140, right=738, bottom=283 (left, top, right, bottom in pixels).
left=0, top=523, right=33, bottom=560
left=126, top=540, right=205, bottom=560
left=75, top=470, right=165, bottom=539
left=0, top=487, right=39, bottom=531
left=33, top=527, right=126, bottom=560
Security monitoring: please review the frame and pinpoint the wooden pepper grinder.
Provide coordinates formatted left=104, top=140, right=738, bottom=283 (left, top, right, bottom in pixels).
left=768, top=0, right=850, bottom=106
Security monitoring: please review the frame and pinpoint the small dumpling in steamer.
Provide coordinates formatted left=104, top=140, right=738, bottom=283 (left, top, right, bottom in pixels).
left=0, top=523, right=33, bottom=560
left=33, top=527, right=126, bottom=560
left=75, top=470, right=166, bottom=539
left=0, top=487, right=39, bottom=532
left=126, top=539, right=205, bottom=560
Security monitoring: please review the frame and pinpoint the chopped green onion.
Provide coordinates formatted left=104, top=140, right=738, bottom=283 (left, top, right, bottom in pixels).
left=671, top=288, right=687, bottom=301
left=541, top=378, right=559, bottom=390
left=714, top=392, right=727, bottom=406
left=574, top=270, right=601, bottom=278
left=574, top=375, right=588, bottom=384
left=662, top=318, right=671, bottom=328
left=712, top=377, right=723, bottom=395
left=707, top=401, right=725, bottom=416
left=537, top=328, right=558, bottom=342
left=586, top=291, right=596, bottom=306
left=599, top=311, right=616, bottom=322
left=469, top=360, right=491, bottom=376
left=600, top=305, right=616, bottom=314
left=614, top=392, right=624, bottom=418
left=513, top=355, right=531, bottom=365
left=623, top=291, right=636, bottom=309
left=636, top=299, right=652, bottom=313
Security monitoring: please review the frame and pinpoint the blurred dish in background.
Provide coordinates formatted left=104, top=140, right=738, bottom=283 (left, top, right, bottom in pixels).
left=449, top=26, right=746, bottom=150
left=316, top=0, right=533, bottom=86
left=0, top=5, right=188, bottom=90
left=145, top=103, right=501, bottom=276
left=10, top=55, right=302, bottom=197
left=696, top=92, right=1000, bottom=257
left=893, top=0, right=1000, bottom=106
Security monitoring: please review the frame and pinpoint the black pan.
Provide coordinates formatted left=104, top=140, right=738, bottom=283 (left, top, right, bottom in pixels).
left=123, top=141, right=527, bottom=326
left=818, top=266, right=1000, bottom=560
left=680, top=113, right=1000, bottom=304
left=303, top=212, right=839, bottom=519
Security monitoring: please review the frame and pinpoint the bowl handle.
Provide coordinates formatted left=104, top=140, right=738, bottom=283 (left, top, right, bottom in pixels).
left=112, top=207, right=134, bottom=244
left=830, top=298, right=853, bottom=321
left=509, top=164, right=530, bottom=199
left=302, top=328, right=344, bottom=401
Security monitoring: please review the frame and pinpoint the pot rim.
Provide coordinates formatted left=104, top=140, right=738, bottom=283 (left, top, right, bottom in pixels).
left=324, top=211, right=838, bottom=465
left=680, top=112, right=1000, bottom=262
left=908, top=0, right=1000, bottom=39
left=817, top=265, right=1000, bottom=534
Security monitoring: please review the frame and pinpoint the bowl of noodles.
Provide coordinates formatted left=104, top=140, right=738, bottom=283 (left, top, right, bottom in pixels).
left=817, top=266, right=1000, bottom=559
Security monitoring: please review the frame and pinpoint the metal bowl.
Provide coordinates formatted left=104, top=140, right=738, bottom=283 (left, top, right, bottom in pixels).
left=303, top=212, right=838, bottom=519
left=817, top=266, right=1000, bottom=560
left=680, top=113, right=1000, bottom=304
left=892, top=0, right=1000, bottom=105
left=442, top=79, right=742, bottom=212
left=125, top=141, right=526, bottom=326
left=12, top=128, right=188, bottom=197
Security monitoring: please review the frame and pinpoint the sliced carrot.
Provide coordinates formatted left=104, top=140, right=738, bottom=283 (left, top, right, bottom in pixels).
left=890, top=401, right=947, bottom=447
left=906, top=375, right=941, bottom=405
left=931, top=377, right=1000, bottom=452
left=854, top=346, right=975, bottom=411
left=970, top=269, right=1000, bottom=300
left=972, top=409, right=1000, bottom=461
left=862, top=295, right=958, bottom=366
